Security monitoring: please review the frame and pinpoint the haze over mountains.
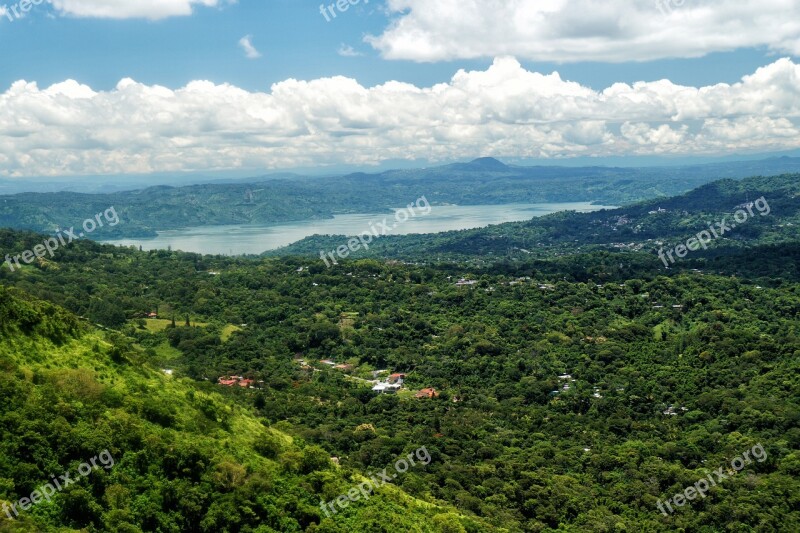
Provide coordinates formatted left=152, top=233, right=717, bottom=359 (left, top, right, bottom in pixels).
left=3, top=154, right=800, bottom=195
left=3, top=155, right=800, bottom=241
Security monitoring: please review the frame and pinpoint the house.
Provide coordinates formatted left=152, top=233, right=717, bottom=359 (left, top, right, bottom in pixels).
left=455, top=279, right=477, bottom=287
left=415, top=388, right=439, bottom=399
left=320, top=359, right=336, bottom=366
left=147, top=312, right=158, bottom=318
left=334, top=364, right=354, bottom=372
left=372, top=382, right=402, bottom=394
left=218, top=376, right=256, bottom=388
left=388, top=373, right=406, bottom=384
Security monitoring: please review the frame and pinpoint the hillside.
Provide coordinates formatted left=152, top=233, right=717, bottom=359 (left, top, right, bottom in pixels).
left=0, top=285, right=488, bottom=532
left=4, top=158, right=800, bottom=240
left=0, top=219, right=799, bottom=530
left=269, top=173, right=800, bottom=264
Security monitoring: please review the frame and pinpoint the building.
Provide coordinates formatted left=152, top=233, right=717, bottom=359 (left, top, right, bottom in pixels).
left=218, top=376, right=256, bottom=388
left=388, top=373, right=406, bottom=384
left=372, top=382, right=402, bottom=394
left=415, top=388, right=439, bottom=399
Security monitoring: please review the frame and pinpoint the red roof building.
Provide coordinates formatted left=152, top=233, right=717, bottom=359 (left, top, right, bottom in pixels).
left=416, top=388, right=439, bottom=399
left=388, top=373, right=406, bottom=384
left=218, top=376, right=256, bottom=388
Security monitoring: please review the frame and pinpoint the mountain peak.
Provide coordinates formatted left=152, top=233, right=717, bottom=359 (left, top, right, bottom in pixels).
left=467, top=157, right=508, bottom=170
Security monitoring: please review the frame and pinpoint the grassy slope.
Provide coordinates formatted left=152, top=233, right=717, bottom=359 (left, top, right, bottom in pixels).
left=0, top=286, right=491, bottom=533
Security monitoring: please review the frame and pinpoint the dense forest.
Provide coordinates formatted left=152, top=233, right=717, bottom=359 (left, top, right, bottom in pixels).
left=0, top=171, right=798, bottom=531
left=4, top=158, right=800, bottom=240
left=0, top=285, right=487, bottom=532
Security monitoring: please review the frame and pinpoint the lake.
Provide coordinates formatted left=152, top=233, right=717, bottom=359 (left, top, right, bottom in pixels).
left=101, top=202, right=617, bottom=256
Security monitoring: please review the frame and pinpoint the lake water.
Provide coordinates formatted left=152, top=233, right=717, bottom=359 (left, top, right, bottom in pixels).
left=101, top=202, right=617, bottom=256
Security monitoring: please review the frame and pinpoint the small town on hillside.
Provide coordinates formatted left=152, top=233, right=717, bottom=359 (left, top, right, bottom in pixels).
left=217, top=360, right=440, bottom=399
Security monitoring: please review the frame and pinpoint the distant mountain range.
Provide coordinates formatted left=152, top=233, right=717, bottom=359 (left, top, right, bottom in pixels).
left=268, top=172, right=800, bottom=263
left=2, top=156, right=800, bottom=239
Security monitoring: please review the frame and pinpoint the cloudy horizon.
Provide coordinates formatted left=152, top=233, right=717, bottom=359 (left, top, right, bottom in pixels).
left=1, top=0, right=799, bottom=178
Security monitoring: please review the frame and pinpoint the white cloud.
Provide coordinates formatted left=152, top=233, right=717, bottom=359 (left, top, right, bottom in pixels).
left=49, top=0, right=229, bottom=20
left=238, top=35, right=262, bottom=59
left=1, top=58, right=800, bottom=177
left=338, top=44, right=363, bottom=57
left=367, top=0, right=800, bottom=62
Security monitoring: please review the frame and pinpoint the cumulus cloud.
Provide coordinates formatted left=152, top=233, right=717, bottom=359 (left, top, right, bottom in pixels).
left=49, top=0, right=228, bottom=20
left=1, top=58, right=800, bottom=177
left=366, top=0, right=800, bottom=62
left=239, top=35, right=262, bottom=59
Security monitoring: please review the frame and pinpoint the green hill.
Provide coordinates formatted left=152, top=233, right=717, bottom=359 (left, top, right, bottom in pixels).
left=269, top=173, right=800, bottom=263
left=5, top=159, right=800, bottom=240
left=0, top=285, right=488, bottom=532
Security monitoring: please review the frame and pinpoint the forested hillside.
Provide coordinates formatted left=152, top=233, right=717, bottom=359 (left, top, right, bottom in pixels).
left=1, top=193, right=798, bottom=530
left=271, top=173, right=800, bottom=263
left=5, top=159, right=800, bottom=239
left=0, top=286, right=485, bottom=532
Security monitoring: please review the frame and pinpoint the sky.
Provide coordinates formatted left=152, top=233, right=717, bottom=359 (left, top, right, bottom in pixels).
left=0, top=0, right=799, bottom=179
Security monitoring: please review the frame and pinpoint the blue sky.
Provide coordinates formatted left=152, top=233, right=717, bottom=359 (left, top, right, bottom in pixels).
left=1, top=0, right=799, bottom=178
left=0, top=1, right=783, bottom=91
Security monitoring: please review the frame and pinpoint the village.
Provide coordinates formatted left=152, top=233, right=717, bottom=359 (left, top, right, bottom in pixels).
left=217, top=359, right=440, bottom=399
left=316, top=360, right=440, bottom=399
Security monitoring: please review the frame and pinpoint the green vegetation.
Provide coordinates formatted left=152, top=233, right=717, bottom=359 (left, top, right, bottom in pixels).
left=0, top=172, right=798, bottom=531
left=271, top=173, right=800, bottom=265
left=1, top=158, right=782, bottom=239
left=0, top=286, right=489, bottom=532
